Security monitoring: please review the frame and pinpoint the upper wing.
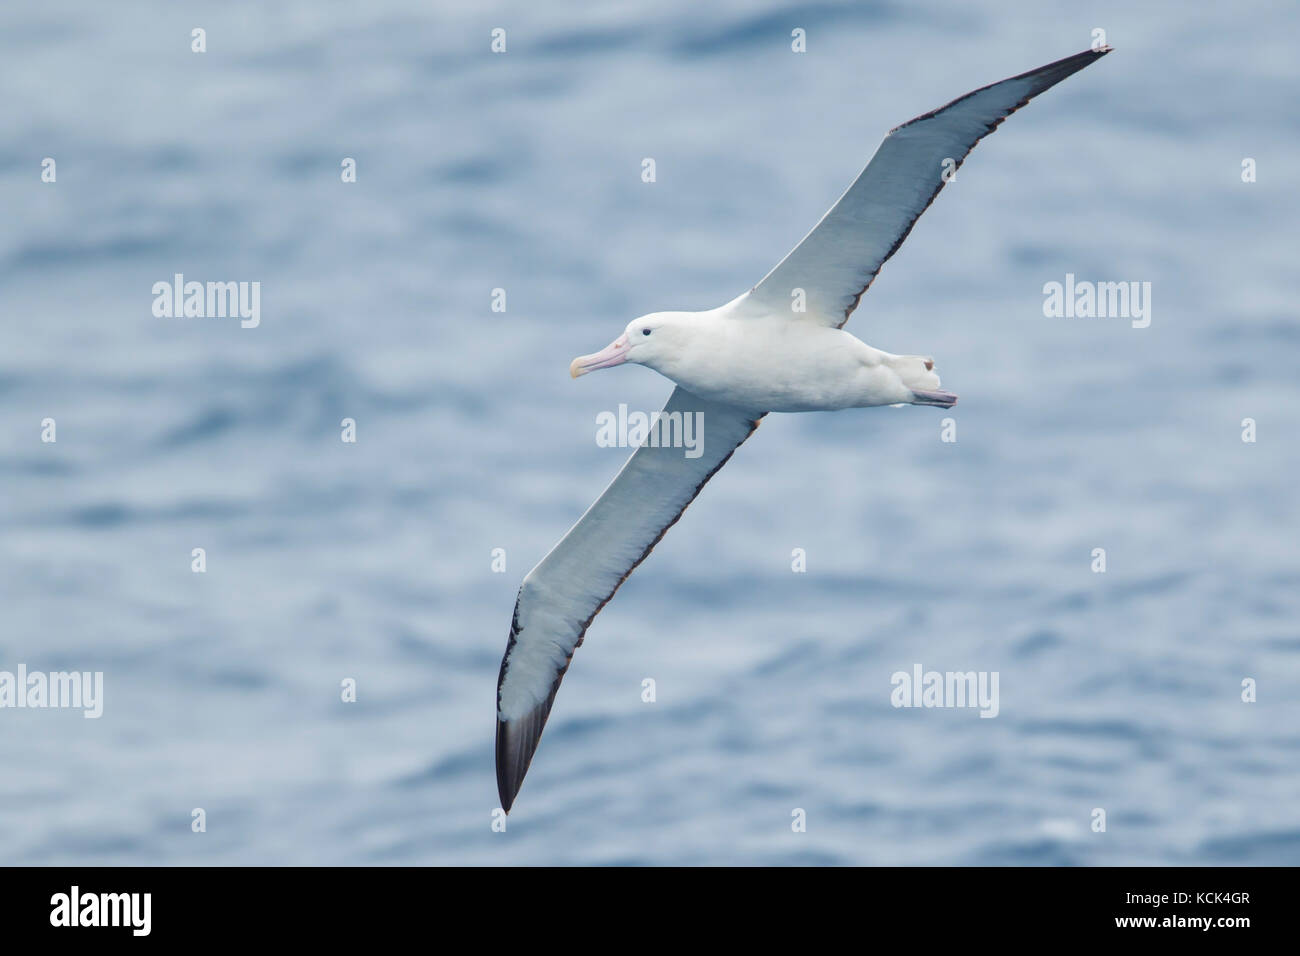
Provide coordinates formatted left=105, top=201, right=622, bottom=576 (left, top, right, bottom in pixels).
left=496, top=386, right=763, bottom=811
left=741, top=47, right=1110, bottom=327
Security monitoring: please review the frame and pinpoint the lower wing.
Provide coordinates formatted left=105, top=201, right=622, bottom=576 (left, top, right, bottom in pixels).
left=495, top=386, right=763, bottom=811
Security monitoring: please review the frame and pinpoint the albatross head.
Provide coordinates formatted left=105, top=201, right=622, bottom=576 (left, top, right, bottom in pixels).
left=569, top=312, right=692, bottom=379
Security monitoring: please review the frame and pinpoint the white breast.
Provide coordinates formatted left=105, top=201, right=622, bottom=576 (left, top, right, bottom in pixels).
left=654, top=315, right=909, bottom=412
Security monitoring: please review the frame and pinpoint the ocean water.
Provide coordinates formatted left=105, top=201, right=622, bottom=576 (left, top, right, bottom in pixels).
left=1, top=0, right=1297, bottom=865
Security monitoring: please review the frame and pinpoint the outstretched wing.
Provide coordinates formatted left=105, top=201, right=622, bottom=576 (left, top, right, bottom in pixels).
left=496, top=386, right=762, bottom=811
left=742, top=47, right=1110, bottom=327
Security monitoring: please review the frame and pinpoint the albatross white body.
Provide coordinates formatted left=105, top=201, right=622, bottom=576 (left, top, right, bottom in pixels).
left=573, top=304, right=950, bottom=413
left=495, top=47, right=1112, bottom=811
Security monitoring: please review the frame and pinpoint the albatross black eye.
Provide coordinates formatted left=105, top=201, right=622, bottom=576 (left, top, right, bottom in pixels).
left=642, top=328, right=651, bottom=336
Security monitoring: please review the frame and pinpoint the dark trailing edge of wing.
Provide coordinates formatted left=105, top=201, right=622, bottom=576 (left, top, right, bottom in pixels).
left=838, top=46, right=1111, bottom=327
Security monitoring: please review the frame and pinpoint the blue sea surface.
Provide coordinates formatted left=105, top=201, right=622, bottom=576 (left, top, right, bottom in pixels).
left=1, top=0, right=1298, bottom=865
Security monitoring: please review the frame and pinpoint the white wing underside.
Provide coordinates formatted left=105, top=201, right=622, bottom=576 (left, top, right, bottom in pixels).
left=740, top=47, right=1111, bottom=327
left=496, top=387, right=761, bottom=808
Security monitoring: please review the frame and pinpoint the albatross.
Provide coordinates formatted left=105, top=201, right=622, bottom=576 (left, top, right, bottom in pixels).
left=496, top=47, right=1110, bottom=811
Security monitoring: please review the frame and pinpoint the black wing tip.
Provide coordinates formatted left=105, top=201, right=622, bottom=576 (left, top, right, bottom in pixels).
left=495, top=719, right=521, bottom=813
left=495, top=679, right=564, bottom=814
left=890, top=45, right=1112, bottom=136
left=494, top=710, right=544, bottom=813
left=1012, top=45, right=1112, bottom=81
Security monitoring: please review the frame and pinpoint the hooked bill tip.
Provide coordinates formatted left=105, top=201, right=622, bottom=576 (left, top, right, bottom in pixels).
left=569, top=357, right=584, bottom=379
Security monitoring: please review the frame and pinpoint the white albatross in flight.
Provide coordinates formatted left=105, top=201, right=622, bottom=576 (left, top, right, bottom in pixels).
left=496, top=47, right=1110, bottom=811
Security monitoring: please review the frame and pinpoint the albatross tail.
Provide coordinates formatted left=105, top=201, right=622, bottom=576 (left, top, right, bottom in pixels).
left=886, top=354, right=957, bottom=407
left=909, top=388, right=959, bottom=408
